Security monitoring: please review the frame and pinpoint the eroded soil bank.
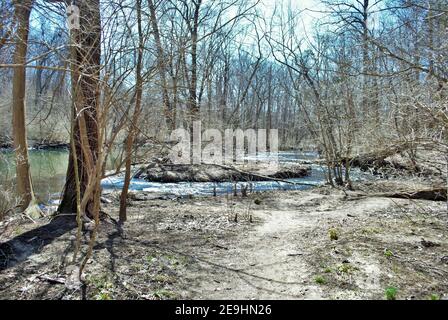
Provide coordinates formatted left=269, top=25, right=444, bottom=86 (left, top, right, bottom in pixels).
left=0, top=180, right=447, bottom=300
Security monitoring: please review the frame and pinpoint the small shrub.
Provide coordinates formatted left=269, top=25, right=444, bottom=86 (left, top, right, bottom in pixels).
left=324, top=267, right=332, bottom=273
left=0, top=185, right=19, bottom=221
left=329, top=228, right=339, bottom=241
left=430, top=294, right=440, bottom=301
left=315, top=276, right=326, bottom=285
left=88, top=274, right=114, bottom=300
left=337, top=263, right=358, bottom=274
left=95, top=291, right=112, bottom=300
left=254, top=198, right=262, bottom=205
left=384, top=249, right=393, bottom=258
left=385, top=287, right=398, bottom=300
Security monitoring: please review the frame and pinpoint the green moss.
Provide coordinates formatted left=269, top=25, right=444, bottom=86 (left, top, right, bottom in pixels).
left=385, top=287, right=398, bottom=300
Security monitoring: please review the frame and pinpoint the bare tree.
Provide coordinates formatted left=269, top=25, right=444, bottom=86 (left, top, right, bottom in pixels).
left=119, top=0, right=145, bottom=223
left=11, top=0, right=37, bottom=212
left=58, top=0, right=102, bottom=217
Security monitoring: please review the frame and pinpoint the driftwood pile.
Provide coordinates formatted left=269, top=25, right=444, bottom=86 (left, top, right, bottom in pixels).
left=345, top=144, right=413, bottom=171
left=345, top=143, right=445, bottom=177
left=133, top=162, right=311, bottom=183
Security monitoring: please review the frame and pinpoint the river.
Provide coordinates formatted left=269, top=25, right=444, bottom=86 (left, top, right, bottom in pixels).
left=0, top=149, right=372, bottom=204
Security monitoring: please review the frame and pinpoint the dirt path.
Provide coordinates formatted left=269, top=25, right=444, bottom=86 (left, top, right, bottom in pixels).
left=1, top=186, right=447, bottom=300
left=184, top=192, right=398, bottom=299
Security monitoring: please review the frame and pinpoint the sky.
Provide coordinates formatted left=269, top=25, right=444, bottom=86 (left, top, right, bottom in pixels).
left=29, top=0, right=325, bottom=36
left=26, top=0, right=327, bottom=60
left=260, top=0, right=324, bottom=31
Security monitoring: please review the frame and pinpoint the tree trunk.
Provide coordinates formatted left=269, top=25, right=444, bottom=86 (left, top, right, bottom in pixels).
left=119, top=0, right=144, bottom=223
left=266, top=65, right=273, bottom=150
left=361, top=0, right=370, bottom=120
left=58, top=0, right=101, bottom=216
left=220, top=56, right=229, bottom=127
left=12, top=0, right=34, bottom=210
left=148, top=0, right=175, bottom=131
left=188, top=0, right=202, bottom=135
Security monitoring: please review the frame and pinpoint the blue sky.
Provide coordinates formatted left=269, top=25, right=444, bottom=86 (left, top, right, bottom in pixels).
left=261, top=0, right=324, bottom=30
left=30, top=0, right=325, bottom=34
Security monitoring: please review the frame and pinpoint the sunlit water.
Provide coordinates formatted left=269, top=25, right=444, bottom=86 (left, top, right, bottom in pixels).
left=0, top=150, right=68, bottom=203
left=0, top=149, right=121, bottom=203
left=0, top=149, right=372, bottom=204
left=102, top=152, right=373, bottom=197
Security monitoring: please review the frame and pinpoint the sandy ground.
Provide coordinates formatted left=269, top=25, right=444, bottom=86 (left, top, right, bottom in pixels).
left=0, top=182, right=447, bottom=300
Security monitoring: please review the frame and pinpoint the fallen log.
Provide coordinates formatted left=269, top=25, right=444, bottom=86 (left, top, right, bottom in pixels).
left=347, top=187, right=447, bottom=202
left=134, top=162, right=314, bottom=185
left=33, top=142, right=69, bottom=150
left=0, top=135, right=11, bottom=149
left=379, top=188, right=447, bottom=201
left=212, top=164, right=317, bottom=186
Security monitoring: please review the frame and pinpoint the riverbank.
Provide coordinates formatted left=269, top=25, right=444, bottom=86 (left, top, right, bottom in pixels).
left=0, top=179, right=447, bottom=300
left=0, top=140, right=69, bottom=151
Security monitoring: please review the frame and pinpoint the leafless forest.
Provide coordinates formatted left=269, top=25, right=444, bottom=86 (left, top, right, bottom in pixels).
left=0, top=0, right=447, bottom=301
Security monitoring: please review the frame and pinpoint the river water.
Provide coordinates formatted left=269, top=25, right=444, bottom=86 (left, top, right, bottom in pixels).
left=0, top=150, right=68, bottom=203
left=0, top=149, right=120, bottom=203
left=102, top=151, right=328, bottom=197
left=0, top=149, right=371, bottom=204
